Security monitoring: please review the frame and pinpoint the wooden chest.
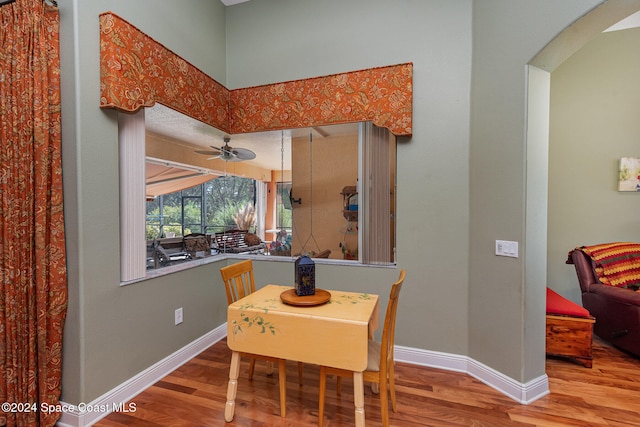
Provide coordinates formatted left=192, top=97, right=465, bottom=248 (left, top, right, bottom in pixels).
left=546, top=314, right=595, bottom=368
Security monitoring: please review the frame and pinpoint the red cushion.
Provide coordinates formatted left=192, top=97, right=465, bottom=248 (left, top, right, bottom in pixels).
left=546, top=288, right=590, bottom=317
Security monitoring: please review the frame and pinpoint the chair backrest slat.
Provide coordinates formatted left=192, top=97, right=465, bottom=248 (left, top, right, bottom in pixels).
left=220, top=259, right=256, bottom=305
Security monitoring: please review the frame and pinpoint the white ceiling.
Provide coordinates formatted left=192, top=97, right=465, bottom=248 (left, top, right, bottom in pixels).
left=145, top=103, right=358, bottom=170
left=604, top=10, right=640, bottom=32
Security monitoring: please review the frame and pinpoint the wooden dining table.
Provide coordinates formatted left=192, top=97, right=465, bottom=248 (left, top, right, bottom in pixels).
left=224, top=284, right=380, bottom=426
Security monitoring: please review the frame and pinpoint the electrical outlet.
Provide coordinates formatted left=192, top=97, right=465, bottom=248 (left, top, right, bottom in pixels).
left=496, top=240, right=518, bottom=258
left=174, top=307, right=183, bottom=325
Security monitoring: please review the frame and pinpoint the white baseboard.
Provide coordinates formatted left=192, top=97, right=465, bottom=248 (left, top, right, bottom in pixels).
left=394, top=345, right=550, bottom=404
left=56, top=323, right=227, bottom=427
left=57, top=325, right=548, bottom=427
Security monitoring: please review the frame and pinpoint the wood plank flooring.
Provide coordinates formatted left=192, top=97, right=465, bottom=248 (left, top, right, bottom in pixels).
left=94, top=337, right=640, bottom=426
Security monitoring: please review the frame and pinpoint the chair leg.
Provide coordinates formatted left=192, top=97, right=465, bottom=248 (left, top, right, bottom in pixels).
left=388, top=364, right=397, bottom=413
left=379, top=375, right=389, bottom=427
left=278, top=359, right=287, bottom=417
left=371, top=382, right=380, bottom=394
left=318, top=366, right=327, bottom=427
left=297, top=361, right=303, bottom=386
left=248, top=357, right=256, bottom=379
left=265, top=360, right=274, bottom=376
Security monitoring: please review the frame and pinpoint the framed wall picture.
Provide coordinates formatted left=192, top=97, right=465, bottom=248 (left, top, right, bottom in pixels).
left=618, top=157, right=640, bottom=191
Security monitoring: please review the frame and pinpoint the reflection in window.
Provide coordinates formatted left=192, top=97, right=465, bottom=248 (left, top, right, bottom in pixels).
left=276, top=182, right=292, bottom=232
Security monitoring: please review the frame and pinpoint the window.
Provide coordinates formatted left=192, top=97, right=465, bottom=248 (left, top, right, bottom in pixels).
left=146, top=189, right=204, bottom=240
left=146, top=175, right=257, bottom=240
left=119, top=106, right=396, bottom=282
left=204, top=176, right=256, bottom=234
left=145, top=175, right=257, bottom=270
left=181, top=186, right=203, bottom=235
left=287, top=122, right=395, bottom=263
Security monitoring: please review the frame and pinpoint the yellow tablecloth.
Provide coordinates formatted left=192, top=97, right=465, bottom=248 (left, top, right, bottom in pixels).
left=227, top=284, right=379, bottom=371
left=225, top=284, right=380, bottom=426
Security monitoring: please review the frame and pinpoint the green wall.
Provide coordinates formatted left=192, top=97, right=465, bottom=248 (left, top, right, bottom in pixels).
left=468, top=0, right=604, bottom=383
left=59, top=0, right=229, bottom=404
left=58, top=0, right=633, bottom=405
left=226, top=0, right=474, bottom=358
left=548, top=27, right=640, bottom=304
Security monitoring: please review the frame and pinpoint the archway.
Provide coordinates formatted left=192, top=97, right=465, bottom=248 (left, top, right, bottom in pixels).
left=525, top=0, right=640, bottom=374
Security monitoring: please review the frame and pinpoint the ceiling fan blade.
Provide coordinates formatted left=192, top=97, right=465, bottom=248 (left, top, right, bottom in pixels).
left=232, top=147, right=256, bottom=161
left=194, top=149, right=221, bottom=155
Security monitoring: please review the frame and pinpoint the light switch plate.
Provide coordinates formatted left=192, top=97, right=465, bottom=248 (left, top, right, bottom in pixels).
left=496, top=240, right=518, bottom=258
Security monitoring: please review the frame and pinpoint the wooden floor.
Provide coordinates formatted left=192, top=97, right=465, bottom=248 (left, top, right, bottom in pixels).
left=94, top=337, right=640, bottom=427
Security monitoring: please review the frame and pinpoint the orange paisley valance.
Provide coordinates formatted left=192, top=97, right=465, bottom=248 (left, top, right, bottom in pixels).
left=229, top=64, right=412, bottom=135
left=99, top=12, right=412, bottom=136
left=99, top=13, right=230, bottom=131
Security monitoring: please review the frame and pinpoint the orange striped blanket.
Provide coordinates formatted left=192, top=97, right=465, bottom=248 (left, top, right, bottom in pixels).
left=574, top=242, right=640, bottom=289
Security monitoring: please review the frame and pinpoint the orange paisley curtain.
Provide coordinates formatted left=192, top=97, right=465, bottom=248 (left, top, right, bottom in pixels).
left=0, top=1, right=67, bottom=426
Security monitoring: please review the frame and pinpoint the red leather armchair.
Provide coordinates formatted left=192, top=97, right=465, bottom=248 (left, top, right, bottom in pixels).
left=568, top=248, right=640, bottom=357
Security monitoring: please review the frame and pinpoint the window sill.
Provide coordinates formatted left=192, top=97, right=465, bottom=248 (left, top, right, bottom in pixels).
left=121, top=253, right=228, bottom=286
left=120, top=252, right=392, bottom=287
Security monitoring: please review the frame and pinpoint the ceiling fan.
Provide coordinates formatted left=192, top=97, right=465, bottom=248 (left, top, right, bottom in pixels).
left=194, top=136, right=256, bottom=162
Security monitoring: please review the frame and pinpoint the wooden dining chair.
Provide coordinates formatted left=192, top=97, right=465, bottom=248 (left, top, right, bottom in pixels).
left=219, top=259, right=302, bottom=417
left=318, top=269, right=406, bottom=427
left=220, top=259, right=258, bottom=305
